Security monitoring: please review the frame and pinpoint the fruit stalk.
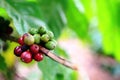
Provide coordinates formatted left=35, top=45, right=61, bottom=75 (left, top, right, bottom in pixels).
left=39, top=46, right=78, bottom=70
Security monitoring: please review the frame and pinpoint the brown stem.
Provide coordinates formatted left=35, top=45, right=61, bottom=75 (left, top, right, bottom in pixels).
left=39, top=46, right=78, bottom=70
left=0, top=34, right=78, bottom=70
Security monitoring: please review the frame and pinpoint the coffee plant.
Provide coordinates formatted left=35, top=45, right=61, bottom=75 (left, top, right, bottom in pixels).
left=1, top=0, right=120, bottom=80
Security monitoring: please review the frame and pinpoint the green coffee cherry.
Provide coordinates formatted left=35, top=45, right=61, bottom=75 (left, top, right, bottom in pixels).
left=38, top=26, right=46, bottom=34
left=41, top=34, right=50, bottom=42
left=24, top=33, right=34, bottom=46
left=34, top=34, right=41, bottom=44
left=51, top=39, right=57, bottom=45
left=45, top=41, right=56, bottom=50
left=29, top=28, right=38, bottom=35
left=47, top=31, right=54, bottom=40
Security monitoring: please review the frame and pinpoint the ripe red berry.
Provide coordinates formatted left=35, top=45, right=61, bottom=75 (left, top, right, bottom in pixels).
left=30, top=44, right=39, bottom=54
left=14, top=46, right=23, bottom=57
left=33, top=52, right=43, bottom=61
left=20, top=51, right=32, bottom=63
left=18, top=36, right=24, bottom=45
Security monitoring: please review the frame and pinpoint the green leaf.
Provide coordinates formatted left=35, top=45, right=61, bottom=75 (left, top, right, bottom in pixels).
left=55, top=46, right=69, bottom=58
left=65, top=0, right=89, bottom=39
left=0, top=8, right=10, bottom=19
left=96, top=0, right=114, bottom=54
left=114, top=2, right=120, bottom=61
left=38, top=57, right=58, bottom=80
left=96, top=0, right=120, bottom=61
left=37, top=0, right=67, bottom=38
left=0, top=55, right=7, bottom=72
left=1, top=0, right=45, bottom=35
left=1, top=0, right=66, bottom=38
left=38, top=47, right=78, bottom=80
left=81, top=0, right=93, bottom=20
left=38, top=57, right=77, bottom=80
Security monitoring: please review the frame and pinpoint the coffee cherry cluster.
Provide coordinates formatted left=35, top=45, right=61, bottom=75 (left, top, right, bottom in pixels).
left=28, top=26, right=57, bottom=50
left=14, top=26, right=57, bottom=63
left=0, top=16, right=13, bottom=35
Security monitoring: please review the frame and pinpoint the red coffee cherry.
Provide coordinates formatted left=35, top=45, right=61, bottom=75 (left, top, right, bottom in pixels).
left=33, top=52, right=44, bottom=61
left=21, top=51, right=32, bottom=63
left=18, top=36, right=24, bottom=45
left=30, top=44, right=39, bottom=54
left=18, top=33, right=29, bottom=45
left=14, top=46, right=23, bottom=57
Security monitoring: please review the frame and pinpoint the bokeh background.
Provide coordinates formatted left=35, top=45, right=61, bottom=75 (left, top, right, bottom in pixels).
left=0, top=0, right=120, bottom=80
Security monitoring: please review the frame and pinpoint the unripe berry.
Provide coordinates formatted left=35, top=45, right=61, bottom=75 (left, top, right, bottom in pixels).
left=29, top=28, right=38, bottom=35
left=51, top=39, right=57, bottom=45
left=21, top=51, right=32, bottom=63
left=33, top=52, right=43, bottom=61
left=38, top=26, right=46, bottom=34
left=47, top=31, right=54, bottom=40
left=14, top=46, right=23, bottom=57
left=18, top=36, right=24, bottom=45
left=33, top=34, right=41, bottom=44
left=45, top=41, right=56, bottom=50
left=30, top=44, right=39, bottom=54
left=41, top=34, right=50, bottom=42
left=24, top=33, right=34, bottom=46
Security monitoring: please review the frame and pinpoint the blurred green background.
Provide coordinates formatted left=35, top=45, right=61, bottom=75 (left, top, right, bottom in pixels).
left=0, top=0, right=120, bottom=80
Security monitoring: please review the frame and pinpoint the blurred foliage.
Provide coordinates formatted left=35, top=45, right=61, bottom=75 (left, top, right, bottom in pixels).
left=0, top=0, right=120, bottom=79
left=1, top=42, right=17, bottom=67
left=0, top=55, right=7, bottom=72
